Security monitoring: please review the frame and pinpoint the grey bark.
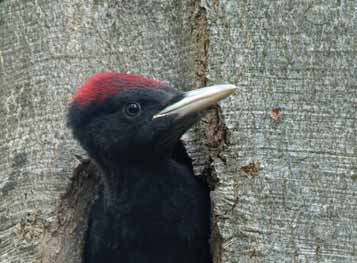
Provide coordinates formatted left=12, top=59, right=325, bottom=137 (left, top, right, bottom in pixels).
left=0, top=0, right=356, bottom=263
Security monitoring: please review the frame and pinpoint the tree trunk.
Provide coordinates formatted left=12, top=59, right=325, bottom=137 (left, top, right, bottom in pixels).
left=0, top=0, right=356, bottom=262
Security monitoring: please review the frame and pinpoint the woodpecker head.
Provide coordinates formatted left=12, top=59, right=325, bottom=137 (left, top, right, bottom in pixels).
left=68, top=72, right=236, bottom=164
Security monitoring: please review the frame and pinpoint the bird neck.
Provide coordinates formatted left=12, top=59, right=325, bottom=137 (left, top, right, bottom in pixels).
left=96, top=157, right=173, bottom=208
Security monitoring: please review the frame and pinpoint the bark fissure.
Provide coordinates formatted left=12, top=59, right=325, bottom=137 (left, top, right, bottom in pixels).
left=41, top=158, right=99, bottom=263
left=188, top=2, right=233, bottom=262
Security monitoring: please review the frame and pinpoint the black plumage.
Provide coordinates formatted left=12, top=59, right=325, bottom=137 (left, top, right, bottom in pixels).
left=67, top=73, right=212, bottom=263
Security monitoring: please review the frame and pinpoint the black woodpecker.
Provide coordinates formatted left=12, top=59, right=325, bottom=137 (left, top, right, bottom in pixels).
left=67, top=72, right=236, bottom=263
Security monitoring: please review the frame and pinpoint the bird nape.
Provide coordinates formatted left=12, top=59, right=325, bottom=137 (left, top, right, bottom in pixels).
left=67, top=72, right=236, bottom=263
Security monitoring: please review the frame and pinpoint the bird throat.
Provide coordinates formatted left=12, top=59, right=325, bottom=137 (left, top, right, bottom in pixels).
left=96, top=158, right=173, bottom=209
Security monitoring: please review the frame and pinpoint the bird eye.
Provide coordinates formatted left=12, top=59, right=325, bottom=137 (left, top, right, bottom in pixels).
left=125, top=103, right=141, bottom=117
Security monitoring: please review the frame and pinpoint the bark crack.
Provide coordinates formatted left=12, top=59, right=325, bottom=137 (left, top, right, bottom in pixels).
left=41, top=157, right=100, bottom=263
left=189, top=2, right=230, bottom=263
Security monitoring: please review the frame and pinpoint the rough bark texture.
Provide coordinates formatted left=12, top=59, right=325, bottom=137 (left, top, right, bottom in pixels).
left=0, top=0, right=356, bottom=263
